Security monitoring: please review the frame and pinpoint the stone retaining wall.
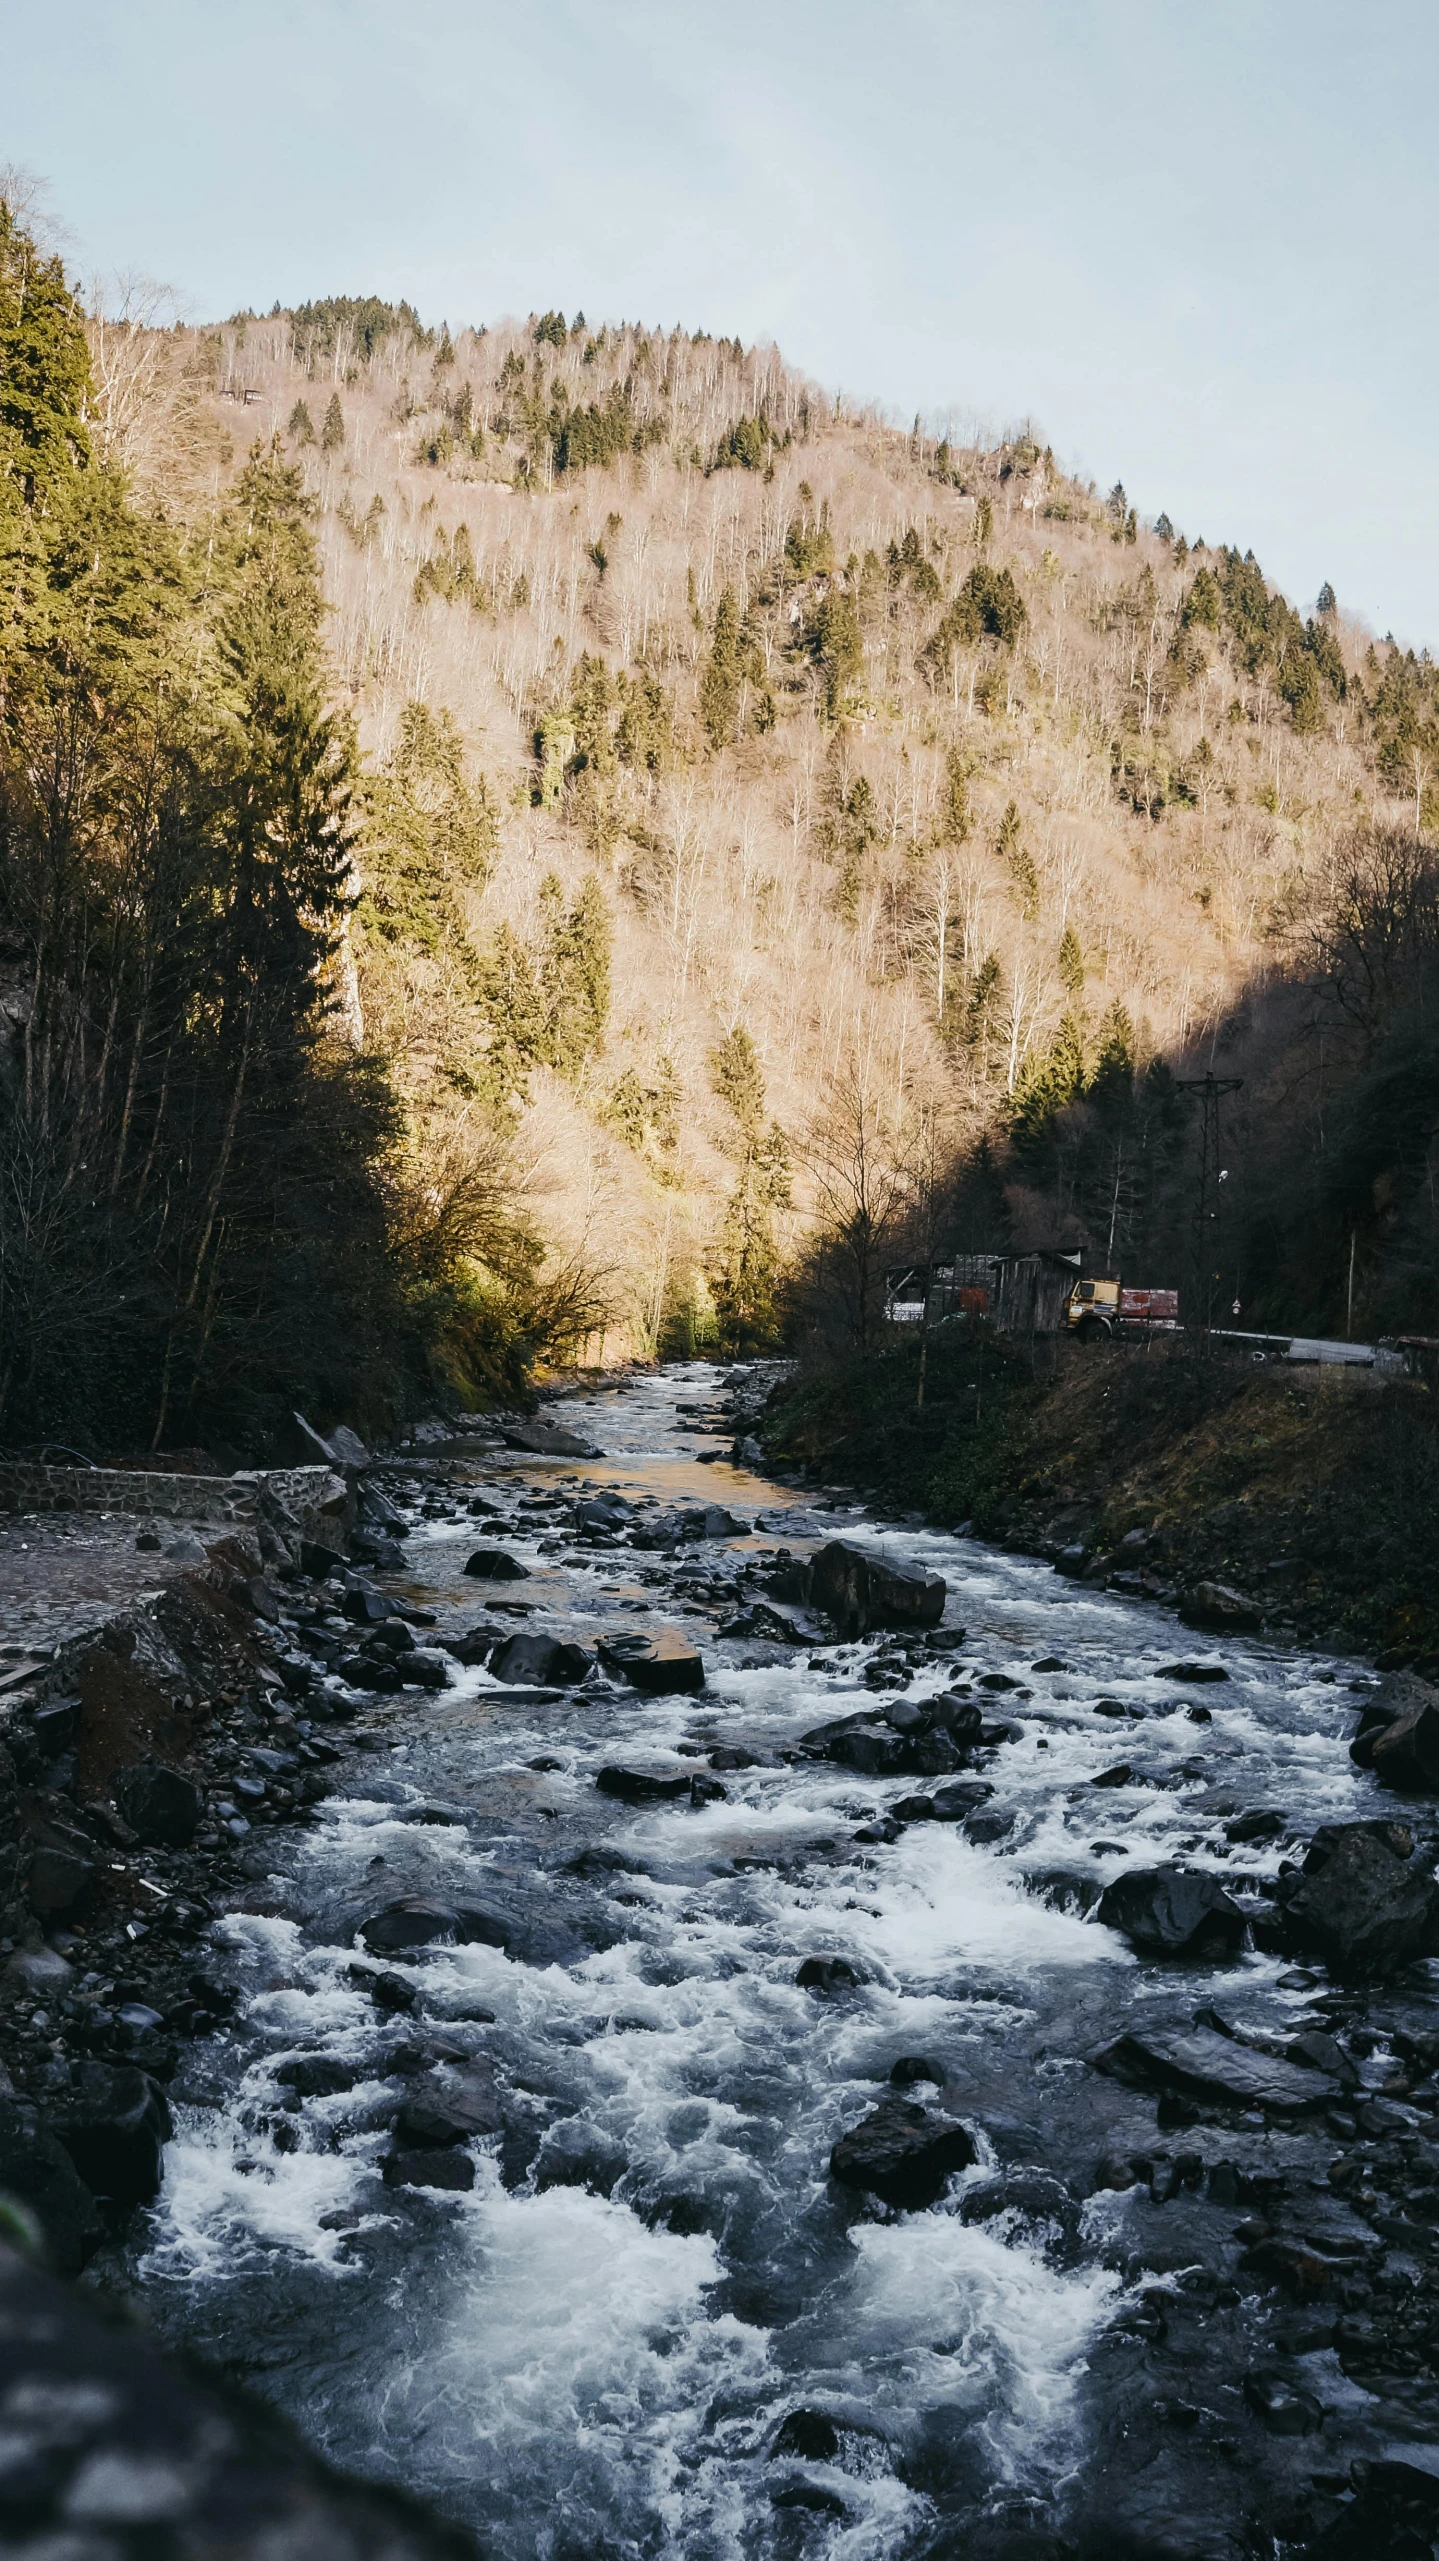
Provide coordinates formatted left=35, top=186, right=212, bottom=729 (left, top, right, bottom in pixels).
left=0, top=1461, right=347, bottom=1547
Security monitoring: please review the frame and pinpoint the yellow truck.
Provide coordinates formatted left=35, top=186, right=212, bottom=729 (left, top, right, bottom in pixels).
left=1065, top=1279, right=1179, bottom=1340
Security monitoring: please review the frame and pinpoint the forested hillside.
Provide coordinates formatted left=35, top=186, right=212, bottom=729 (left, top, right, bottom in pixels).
left=4, top=201, right=1437, bottom=1457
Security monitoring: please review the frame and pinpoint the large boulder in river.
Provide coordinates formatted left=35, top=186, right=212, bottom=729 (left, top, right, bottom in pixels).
left=113, top=1761, right=202, bottom=1848
left=462, top=1547, right=531, bottom=1580
left=809, top=1540, right=946, bottom=1639
left=1178, top=1581, right=1263, bottom=1632
left=1275, top=1823, right=1439, bottom=1977
left=1369, top=1675, right=1439, bottom=1791
left=490, top=1632, right=592, bottom=1686
left=829, top=2098, right=975, bottom=2210
left=392, top=2064, right=505, bottom=2149
left=597, top=1629, right=705, bottom=1694
left=358, top=1896, right=511, bottom=1956
left=502, top=1420, right=599, bottom=1458
left=1096, top=1865, right=1247, bottom=1958
left=0, top=2101, right=104, bottom=2274
left=50, top=2063, right=172, bottom=2206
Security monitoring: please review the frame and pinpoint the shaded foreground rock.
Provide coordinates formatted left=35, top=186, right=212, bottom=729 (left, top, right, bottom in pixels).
left=0, top=2099, right=104, bottom=2273
left=0, top=2239, right=479, bottom=2556
left=489, top=1631, right=592, bottom=1686
left=809, top=1540, right=946, bottom=1638
left=1275, top=1822, right=1439, bottom=1976
left=829, top=2098, right=975, bottom=2210
left=1096, top=1865, right=1247, bottom=1957
left=462, top=1548, right=531, bottom=1580
left=51, top=2062, right=172, bottom=2205
left=113, top=1759, right=203, bottom=1847
left=1179, top=1580, right=1263, bottom=1631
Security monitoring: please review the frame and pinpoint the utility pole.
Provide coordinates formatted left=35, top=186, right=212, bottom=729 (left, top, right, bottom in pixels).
left=1175, top=1074, right=1244, bottom=1345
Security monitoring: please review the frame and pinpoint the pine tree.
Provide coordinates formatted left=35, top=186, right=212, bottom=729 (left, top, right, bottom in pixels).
left=700, top=585, right=742, bottom=748
left=997, top=801, right=1039, bottom=920
left=708, top=1027, right=790, bottom=1346
left=321, top=392, right=345, bottom=452
left=942, top=747, right=972, bottom=845
left=1317, top=581, right=1337, bottom=616
left=288, top=398, right=316, bottom=445
left=1058, top=924, right=1085, bottom=1000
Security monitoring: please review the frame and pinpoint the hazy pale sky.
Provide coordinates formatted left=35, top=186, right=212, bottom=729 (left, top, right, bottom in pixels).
left=5, top=0, right=1434, bottom=643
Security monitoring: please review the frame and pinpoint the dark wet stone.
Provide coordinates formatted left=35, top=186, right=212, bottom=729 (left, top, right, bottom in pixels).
left=965, top=1807, right=1016, bottom=1844
left=890, top=2056, right=944, bottom=2087
left=772, top=2481, right=849, bottom=2517
left=1090, top=1762, right=1134, bottom=1789
left=930, top=1780, right=996, bottom=1822
left=358, top=1897, right=511, bottom=1955
left=717, top=1604, right=801, bottom=1642
left=50, top=2062, right=172, bottom=2205
left=891, top=1794, right=937, bottom=1821
left=393, top=2065, right=505, bottom=2148
left=1242, top=2369, right=1324, bottom=2433
left=826, top=1724, right=911, bottom=1777
left=0, top=2099, right=104, bottom=2274
left=797, top=1956, right=864, bottom=1992
left=112, top=1761, right=202, bottom=1848
left=829, top=2097, right=976, bottom=2210
left=383, top=2146, right=476, bottom=2190
left=770, top=2408, right=841, bottom=2461
left=533, top=2119, right=626, bottom=2196
left=576, top=1494, right=631, bottom=1528
left=1371, top=1682, right=1439, bottom=1791
left=1242, top=2239, right=1340, bottom=2299
left=596, top=1764, right=692, bottom=1804
left=598, top=1629, right=705, bottom=1694
left=688, top=1775, right=727, bottom=1807
left=503, top=1421, right=599, bottom=1457
left=490, top=1632, right=592, bottom=1686
left=1180, top=1580, right=1263, bottom=1631
left=463, top=1547, right=531, bottom=1580
left=27, top=1843, right=96, bottom=1917
left=400, top=1648, right=450, bottom=1691
left=1031, top=1657, right=1068, bottom=1673
left=1096, top=1865, right=1246, bottom=1956
left=1025, top=1869, right=1101, bottom=1915
left=960, top=2171, right=1082, bottom=2257
left=1156, top=1661, right=1230, bottom=1682
left=1276, top=1823, right=1439, bottom=1977
left=809, top=1540, right=946, bottom=1639
left=275, top=2055, right=362, bottom=2098
left=1095, top=2024, right=1343, bottom=2114
left=1224, top=1808, right=1285, bottom=1843
left=348, top=1965, right=416, bottom=2013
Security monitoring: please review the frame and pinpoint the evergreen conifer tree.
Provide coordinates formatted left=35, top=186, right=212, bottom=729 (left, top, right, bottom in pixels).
left=321, top=392, right=345, bottom=452
left=288, top=398, right=316, bottom=445
left=1058, top=924, right=1085, bottom=999
left=700, top=585, right=742, bottom=748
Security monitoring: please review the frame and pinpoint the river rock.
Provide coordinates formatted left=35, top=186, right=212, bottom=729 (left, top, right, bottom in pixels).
left=358, top=1896, right=511, bottom=1955
left=596, top=1764, right=692, bottom=1804
left=462, top=1548, right=531, bottom=1580
left=502, top=1421, right=599, bottom=1458
left=534, top=2119, right=627, bottom=2196
left=809, top=1541, right=946, bottom=1639
left=930, top=1780, right=996, bottom=1821
left=959, top=2171, right=1082, bottom=2259
left=0, top=2100, right=104, bottom=2274
left=1370, top=1682, right=1439, bottom=1791
left=112, top=1762, right=202, bottom=1848
left=1096, top=1865, right=1247, bottom=1957
left=597, top=1630, right=705, bottom=1694
left=491, top=1632, right=592, bottom=1686
left=829, top=2098, right=976, bottom=2209
left=1179, top=1581, right=1263, bottom=1631
left=27, top=1842, right=96, bottom=1918
left=275, top=2055, right=361, bottom=2098
left=1095, top=2024, right=1344, bottom=2114
left=1156, top=1661, right=1229, bottom=1682
left=1242, top=2370, right=1324, bottom=2433
left=399, top=1648, right=450, bottom=1691
left=393, top=2064, right=505, bottom=2148
left=717, top=1604, right=801, bottom=1643
left=797, top=1956, right=864, bottom=1992
left=51, top=2063, right=172, bottom=2205
left=1274, top=1823, right=1439, bottom=1976
left=383, top=2146, right=476, bottom=2191
left=576, top=1494, right=631, bottom=1529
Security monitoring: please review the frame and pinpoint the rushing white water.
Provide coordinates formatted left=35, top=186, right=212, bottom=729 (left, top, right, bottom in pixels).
left=131, top=1362, right=1392, bottom=2557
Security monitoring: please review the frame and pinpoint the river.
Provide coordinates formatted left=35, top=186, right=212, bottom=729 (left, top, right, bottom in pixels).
left=120, top=1363, right=1439, bottom=2559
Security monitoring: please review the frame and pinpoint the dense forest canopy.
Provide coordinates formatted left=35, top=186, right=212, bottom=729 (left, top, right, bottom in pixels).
left=2, top=208, right=1435, bottom=1457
